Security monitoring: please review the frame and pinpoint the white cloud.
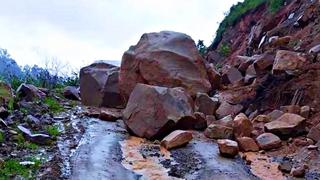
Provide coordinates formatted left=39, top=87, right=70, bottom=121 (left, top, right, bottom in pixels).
left=0, top=0, right=240, bottom=70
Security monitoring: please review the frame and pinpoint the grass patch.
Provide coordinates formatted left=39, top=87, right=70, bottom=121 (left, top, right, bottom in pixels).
left=0, top=131, right=4, bottom=143
left=24, top=142, right=39, bottom=150
left=46, top=125, right=60, bottom=138
left=43, top=97, right=63, bottom=114
left=0, top=158, right=41, bottom=179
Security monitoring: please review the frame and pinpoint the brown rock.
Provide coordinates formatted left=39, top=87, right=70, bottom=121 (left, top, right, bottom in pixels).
left=63, top=86, right=81, bottom=101
left=272, top=50, right=308, bottom=75
left=237, top=137, right=259, bottom=152
left=300, top=106, right=310, bottom=118
left=253, top=115, right=271, bottom=123
left=194, top=93, right=219, bottom=116
left=119, top=31, right=211, bottom=100
left=221, top=65, right=243, bottom=85
left=206, top=115, right=216, bottom=126
left=244, top=64, right=256, bottom=84
left=206, top=63, right=221, bottom=90
left=233, top=113, right=253, bottom=138
left=204, top=124, right=233, bottom=139
left=99, top=108, right=122, bottom=122
left=217, top=139, right=239, bottom=158
left=216, top=115, right=234, bottom=127
left=161, top=130, right=193, bottom=150
left=123, top=84, right=194, bottom=139
left=267, top=110, right=284, bottom=121
left=253, top=53, right=275, bottom=75
left=216, top=102, right=243, bottom=119
left=264, top=113, right=306, bottom=137
left=307, top=123, right=320, bottom=142
left=16, top=83, right=45, bottom=102
left=80, top=61, right=125, bottom=108
left=256, top=133, right=282, bottom=150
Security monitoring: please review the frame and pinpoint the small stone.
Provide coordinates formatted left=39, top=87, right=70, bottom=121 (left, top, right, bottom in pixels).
left=9, top=130, right=18, bottom=135
left=279, top=158, right=292, bottom=173
left=256, top=133, right=282, bottom=150
left=161, top=130, right=193, bottom=150
left=217, top=139, right=239, bottom=158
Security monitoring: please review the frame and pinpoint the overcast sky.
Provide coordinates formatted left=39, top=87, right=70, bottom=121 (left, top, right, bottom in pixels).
left=0, top=0, right=240, bottom=70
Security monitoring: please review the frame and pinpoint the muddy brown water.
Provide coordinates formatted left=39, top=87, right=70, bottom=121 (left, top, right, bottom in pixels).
left=59, top=117, right=259, bottom=180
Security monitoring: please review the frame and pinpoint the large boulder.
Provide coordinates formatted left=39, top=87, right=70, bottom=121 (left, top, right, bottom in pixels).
left=123, top=84, right=194, bottom=139
left=119, top=31, right=211, bottom=100
left=16, top=83, right=46, bottom=102
left=264, top=113, right=306, bottom=137
left=272, top=50, right=309, bottom=75
left=80, top=61, right=125, bottom=108
left=221, top=65, right=243, bottom=85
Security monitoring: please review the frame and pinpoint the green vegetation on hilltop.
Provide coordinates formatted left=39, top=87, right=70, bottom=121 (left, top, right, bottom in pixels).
left=211, top=0, right=285, bottom=49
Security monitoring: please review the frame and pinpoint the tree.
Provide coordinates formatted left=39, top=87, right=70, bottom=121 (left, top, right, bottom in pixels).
left=196, top=40, right=207, bottom=57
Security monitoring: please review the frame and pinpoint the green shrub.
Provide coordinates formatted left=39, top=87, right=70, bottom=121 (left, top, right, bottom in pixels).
left=43, top=97, right=63, bottom=114
left=268, top=0, right=285, bottom=13
left=46, top=125, right=60, bottom=138
left=196, top=40, right=207, bottom=57
left=24, top=142, right=39, bottom=150
left=218, top=43, right=232, bottom=57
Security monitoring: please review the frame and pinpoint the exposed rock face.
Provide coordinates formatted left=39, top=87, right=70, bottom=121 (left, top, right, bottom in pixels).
left=272, top=50, right=309, bottom=75
left=0, top=82, right=13, bottom=107
left=233, top=113, right=253, bottom=138
left=194, top=93, right=219, bottom=115
left=256, top=133, right=282, bottom=150
left=161, top=130, right=193, bottom=150
left=63, top=86, right=81, bottom=101
left=80, top=62, right=125, bottom=108
left=119, top=31, right=211, bottom=100
left=217, top=139, right=239, bottom=158
left=16, top=83, right=46, bottom=102
left=264, top=113, right=306, bottom=137
left=237, top=137, right=259, bottom=152
left=123, top=83, right=194, bottom=139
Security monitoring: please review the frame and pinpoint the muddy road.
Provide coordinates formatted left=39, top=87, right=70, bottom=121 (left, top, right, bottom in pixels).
left=61, top=117, right=256, bottom=180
